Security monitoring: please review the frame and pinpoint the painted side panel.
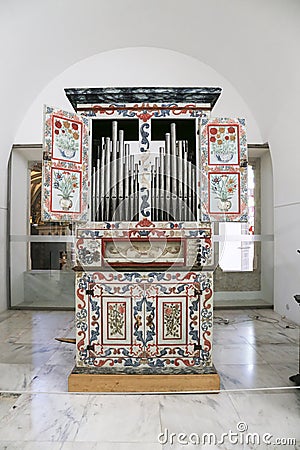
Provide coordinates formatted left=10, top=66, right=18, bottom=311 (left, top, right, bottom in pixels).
left=200, top=118, right=248, bottom=222
left=42, top=105, right=90, bottom=221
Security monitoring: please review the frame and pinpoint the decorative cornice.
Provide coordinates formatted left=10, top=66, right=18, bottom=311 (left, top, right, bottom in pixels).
left=65, top=87, right=222, bottom=110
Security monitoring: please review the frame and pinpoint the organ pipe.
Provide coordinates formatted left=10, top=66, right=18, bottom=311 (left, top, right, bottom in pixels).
left=91, top=121, right=196, bottom=222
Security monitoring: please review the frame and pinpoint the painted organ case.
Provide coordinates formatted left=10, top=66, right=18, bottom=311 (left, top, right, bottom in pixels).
left=42, top=87, right=248, bottom=390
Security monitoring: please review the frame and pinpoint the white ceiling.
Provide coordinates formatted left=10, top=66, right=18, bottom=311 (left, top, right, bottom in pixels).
left=0, top=0, right=299, bottom=149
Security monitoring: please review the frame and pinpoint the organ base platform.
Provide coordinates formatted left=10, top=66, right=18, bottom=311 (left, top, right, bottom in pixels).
left=68, top=366, right=220, bottom=393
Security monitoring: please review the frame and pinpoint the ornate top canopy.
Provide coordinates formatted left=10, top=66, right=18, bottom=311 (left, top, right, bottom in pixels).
left=64, top=87, right=222, bottom=110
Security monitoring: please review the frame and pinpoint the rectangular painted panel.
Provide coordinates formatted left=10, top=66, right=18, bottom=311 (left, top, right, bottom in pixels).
left=144, top=273, right=213, bottom=366
left=200, top=118, right=248, bottom=222
left=42, top=105, right=90, bottom=221
left=74, top=221, right=213, bottom=270
left=75, top=271, right=214, bottom=370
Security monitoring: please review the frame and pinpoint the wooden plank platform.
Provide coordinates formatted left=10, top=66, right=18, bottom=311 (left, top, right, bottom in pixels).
left=68, top=372, right=220, bottom=393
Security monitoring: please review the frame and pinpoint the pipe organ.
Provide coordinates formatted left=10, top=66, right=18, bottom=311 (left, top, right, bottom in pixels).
left=90, top=120, right=198, bottom=222
left=42, top=87, right=248, bottom=391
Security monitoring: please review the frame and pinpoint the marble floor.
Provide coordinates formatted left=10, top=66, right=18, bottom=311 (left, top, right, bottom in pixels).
left=0, top=308, right=299, bottom=449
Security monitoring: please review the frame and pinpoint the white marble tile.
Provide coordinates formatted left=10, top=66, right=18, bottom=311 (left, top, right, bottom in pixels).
left=0, top=321, right=26, bottom=344
left=215, top=309, right=256, bottom=319
left=0, top=442, right=62, bottom=450
left=15, top=312, right=74, bottom=345
left=158, top=393, right=240, bottom=438
left=228, top=390, right=300, bottom=442
left=161, top=443, right=243, bottom=450
left=60, top=325, right=76, bottom=339
left=14, top=328, right=64, bottom=345
left=28, top=364, right=71, bottom=392
left=0, top=318, right=36, bottom=342
left=0, top=363, right=38, bottom=391
left=220, top=323, right=257, bottom=345
left=74, top=394, right=161, bottom=443
left=213, top=323, right=237, bottom=332
left=213, top=343, right=264, bottom=365
left=269, top=361, right=300, bottom=387
left=217, top=363, right=291, bottom=390
left=46, top=345, right=76, bottom=367
left=254, top=343, right=298, bottom=364
left=0, top=342, right=60, bottom=366
left=0, top=310, right=16, bottom=323
left=62, top=443, right=162, bottom=450
left=0, top=394, right=20, bottom=421
left=213, top=328, right=250, bottom=345
left=238, top=327, right=297, bottom=345
left=252, top=308, right=286, bottom=320
left=230, top=316, right=275, bottom=330
left=0, top=393, right=88, bottom=442
left=160, top=391, right=300, bottom=449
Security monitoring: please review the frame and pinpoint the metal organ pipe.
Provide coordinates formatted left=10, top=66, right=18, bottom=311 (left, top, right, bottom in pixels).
left=134, top=163, right=139, bottom=220
left=116, top=130, right=124, bottom=221
left=170, top=123, right=177, bottom=197
left=158, top=147, right=165, bottom=220
left=155, top=157, right=162, bottom=220
left=92, top=164, right=96, bottom=221
left=99, top=138, right=105, bottom=221
left=104, top=137, right=111, bottom=221
left=184, top=141, right=192, bottom=220
left=124, top=144, right=130, bottom=221
left=91, top=120, right=196, bottom=222
left=129, top=155, right=135, bottom=220
left=177, top=141, right=183, bottom=221
left=191, top=164, right=195, bottom=221
left=110, top=121, right=118, bottom=218
left=164, top=132, right=171, bottom=219
left=94, top=144, right=100, bottom=221
left=154, top=156, right=159, bottom=221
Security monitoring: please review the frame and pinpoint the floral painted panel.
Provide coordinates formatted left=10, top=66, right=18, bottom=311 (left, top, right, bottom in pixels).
left=103, top=299, right=130, bottom=343
left=200, top=118, right=248, bottom=222
left=51, top=115, right=83, bottom=163
left=163, top=302, right=182, bottom=340
left=42, top=105, right=90, bottom=222
left=209, top=172, right=240, bottom=214
left=207, top=123, right=240, bottom=165
left=51, top=168, right=81, bottom=213
left=75, top=275, right=145, bottom=366
left=75, top=270, right=214, bottom=370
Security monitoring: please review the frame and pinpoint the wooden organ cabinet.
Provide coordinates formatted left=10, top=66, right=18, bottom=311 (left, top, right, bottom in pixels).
left=42, top=87, right=248, bottom=391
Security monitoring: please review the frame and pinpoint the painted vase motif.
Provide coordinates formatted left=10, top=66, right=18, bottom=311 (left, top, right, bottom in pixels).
left=209, top=125, right=237, bottom=164
left=210, top=174, right=237, bottom=213
left=53, top=170, right=79, bottom=212
left=217, top=199, right=232, bottom=211
left=53, top=118, right=81, bottom=161
left=59, top=197, right=73, bottom=211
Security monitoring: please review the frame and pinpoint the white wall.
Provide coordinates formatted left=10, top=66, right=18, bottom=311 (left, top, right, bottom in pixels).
left=260, top=150, right=274, bottom=305
left=15, top=48, right=262, bottom=144
left=270, top=91, right=300, bottom=323
left=0, top=208, right=7, bottom=312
